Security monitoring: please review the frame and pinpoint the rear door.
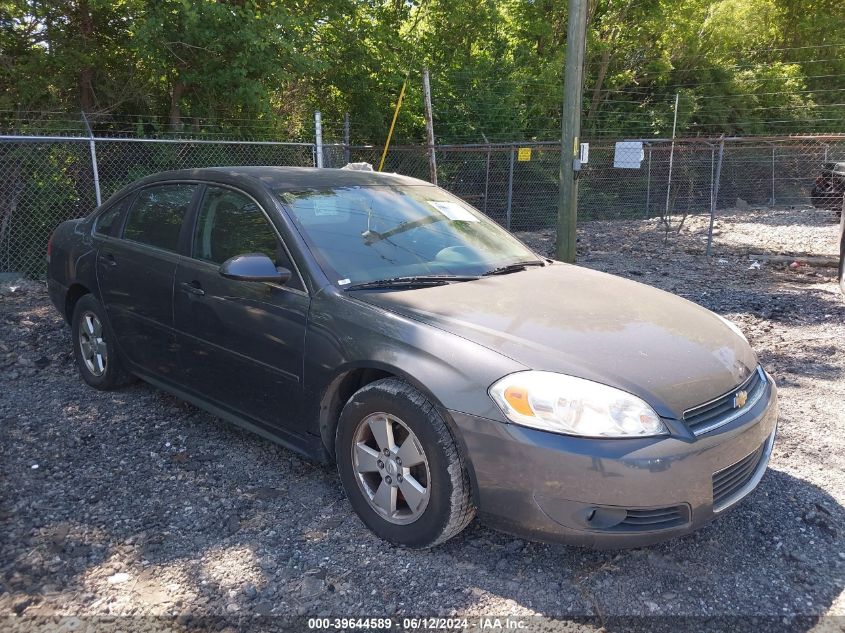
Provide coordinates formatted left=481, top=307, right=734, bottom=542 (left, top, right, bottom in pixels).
left=97, top=183, right=197, bottom=379
left=173, top=184, right=310, bottom=432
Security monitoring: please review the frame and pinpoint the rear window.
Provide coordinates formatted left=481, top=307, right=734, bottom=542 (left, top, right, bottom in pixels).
left=123, top=185, right=196, bottom=251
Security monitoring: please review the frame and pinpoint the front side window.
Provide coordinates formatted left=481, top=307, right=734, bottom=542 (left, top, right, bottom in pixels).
left=193, top=186, right=303, bottom=290
left=276, top=185, right=538, bottom=286
left=123, top=184, right=195, bottom=251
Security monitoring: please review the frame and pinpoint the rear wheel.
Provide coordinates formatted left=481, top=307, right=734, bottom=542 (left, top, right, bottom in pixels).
left=336, top=378, right=475, bottom=548
left=71, top=294, right=132, bottom=390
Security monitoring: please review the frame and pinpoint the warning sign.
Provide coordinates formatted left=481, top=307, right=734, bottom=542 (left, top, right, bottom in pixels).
left=517, top=147, right=532, bottom=162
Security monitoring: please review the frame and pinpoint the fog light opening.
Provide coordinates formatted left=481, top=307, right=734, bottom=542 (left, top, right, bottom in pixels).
left=580, top=506, right=627, bottom=529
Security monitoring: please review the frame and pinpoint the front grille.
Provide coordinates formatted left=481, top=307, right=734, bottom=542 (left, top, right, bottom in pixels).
left=712, top=443, right=766, bottom=509
left=684, top=366, right=767, bottom=435
left=612, top=505, right=689, bottom=532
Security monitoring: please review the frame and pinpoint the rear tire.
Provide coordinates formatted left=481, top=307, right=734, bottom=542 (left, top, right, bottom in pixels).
left=71, top=294, right=133, bottom=390
left=336, top=378, right=475, bottom=548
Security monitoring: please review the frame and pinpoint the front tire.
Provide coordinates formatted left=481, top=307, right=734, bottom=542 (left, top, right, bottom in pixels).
left=336, top=378, right=475, bottom=548
left=71, top=294, right=132, bottom=390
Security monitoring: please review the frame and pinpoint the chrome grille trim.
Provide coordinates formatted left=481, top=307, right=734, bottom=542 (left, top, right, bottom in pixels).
left=684, top=366, right=768, bottom=436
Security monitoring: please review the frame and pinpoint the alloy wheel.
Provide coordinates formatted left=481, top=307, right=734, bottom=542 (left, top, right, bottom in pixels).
left=351, top=412, right=431, bottom=525
left=78, top=311, right=108, bottom=376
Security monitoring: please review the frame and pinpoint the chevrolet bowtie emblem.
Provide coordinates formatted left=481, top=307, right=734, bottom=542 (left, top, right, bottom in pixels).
left=734, top=390, right=748, bottom=409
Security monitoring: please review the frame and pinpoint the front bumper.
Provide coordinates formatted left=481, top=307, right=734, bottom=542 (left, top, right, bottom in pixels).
left=452, top=374, right=778, bottom=548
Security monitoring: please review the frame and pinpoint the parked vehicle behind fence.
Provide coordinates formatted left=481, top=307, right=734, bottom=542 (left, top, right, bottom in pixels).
left=811, top=161, right=845, bottom=212
left=47, top=166, right=778, bottom=549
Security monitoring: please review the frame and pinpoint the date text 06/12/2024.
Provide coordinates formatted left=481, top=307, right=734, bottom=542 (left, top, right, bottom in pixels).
left=307, top=617, right=527, bottom=630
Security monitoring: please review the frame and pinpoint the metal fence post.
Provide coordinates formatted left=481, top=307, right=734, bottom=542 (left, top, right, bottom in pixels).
left=314, top=111, right=323, bottom=168
left=422, top=67, right=438, bottom=186
left=663, top=93, right=680, bottom=226
left=771, top=144, right=776, bottom=206
left=706, top=138, right=725, bottom=256
left=343, top=112, right=350, bottom=165
left=645, top=146, right=652, bottom=217
left=81, top=112, right=102, bottom=206
left=710, top=145, right=715, bottom=213
left=506, top=147, right=515, bottom=230
left=483, top=147, right=491, bottom=215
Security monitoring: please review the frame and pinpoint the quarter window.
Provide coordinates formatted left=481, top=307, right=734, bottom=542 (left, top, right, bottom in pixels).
left=123, top=184, right=195, bottom=251
left=94, top=198, right=128, bottom=237
left=192, top=186, right=303, bottom=290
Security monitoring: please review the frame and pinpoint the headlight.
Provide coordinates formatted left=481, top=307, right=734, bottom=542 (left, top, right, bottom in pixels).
left=489, top=371, right=668, bottom=438
left=715, top=313, right=748, bottom=343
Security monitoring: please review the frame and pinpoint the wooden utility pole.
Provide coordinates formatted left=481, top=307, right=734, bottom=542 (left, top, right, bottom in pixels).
left=555, top=0, right=589, bottom=263
left=422, top=67, right=438, bottom=185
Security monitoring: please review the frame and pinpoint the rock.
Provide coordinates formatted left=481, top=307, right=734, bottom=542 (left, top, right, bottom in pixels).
left=176, top=608, right=192, bottom=625
left=241, top=582, right=257, bottom=600
left=301, top=576, right=325, bottom=597
left=13, top=596, right=33, bottom=615
left=253, top=601, right=273, bottom=616
left=106, top=572, right=130, bottom=584
left=253, top=487, right=284, bottom=500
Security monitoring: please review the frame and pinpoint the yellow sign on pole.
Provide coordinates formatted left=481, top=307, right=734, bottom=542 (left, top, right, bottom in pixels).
left=517, top=147, right=532, bottom=162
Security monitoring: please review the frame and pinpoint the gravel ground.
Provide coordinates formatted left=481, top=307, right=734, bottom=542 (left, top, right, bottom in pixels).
left=1, top=204, right=844, bottom=631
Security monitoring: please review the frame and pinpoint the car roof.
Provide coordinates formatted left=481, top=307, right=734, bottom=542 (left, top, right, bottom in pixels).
left=131, top=166, right=434, bottom=191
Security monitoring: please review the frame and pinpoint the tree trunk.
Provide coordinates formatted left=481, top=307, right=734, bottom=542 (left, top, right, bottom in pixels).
left=169, top=79, right=186, bottom=131
left=77, top=0, right=96, bottom=113
left=586, top=47, right=611, bottom=121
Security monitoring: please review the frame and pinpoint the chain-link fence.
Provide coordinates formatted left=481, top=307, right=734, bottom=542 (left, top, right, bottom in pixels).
left=2, top=133, right=843, bottom=277
left=325, top=135, right=845, bottom=232
left=0, top=137, right=314, bottom=277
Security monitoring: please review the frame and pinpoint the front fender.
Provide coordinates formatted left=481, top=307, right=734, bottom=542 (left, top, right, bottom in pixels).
left=303, top=289, right=524, bottom=455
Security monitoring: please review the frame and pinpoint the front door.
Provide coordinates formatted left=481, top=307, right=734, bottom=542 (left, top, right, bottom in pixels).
left=173, top=185, right=310, bottom=432
left=97, top=183, right=197, bottom=379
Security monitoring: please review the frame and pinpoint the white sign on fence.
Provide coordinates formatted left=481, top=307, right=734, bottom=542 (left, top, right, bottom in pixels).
left=614, top=141, right=644, bottom=169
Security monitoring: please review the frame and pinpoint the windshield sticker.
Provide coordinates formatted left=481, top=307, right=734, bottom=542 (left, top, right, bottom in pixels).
left=427, top=201, right=479, bottom=222
left=338, top=278, right=351, bottom=286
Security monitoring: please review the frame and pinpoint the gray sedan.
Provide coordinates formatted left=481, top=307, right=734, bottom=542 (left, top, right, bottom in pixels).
left=47, top=166, right=777, bottom=548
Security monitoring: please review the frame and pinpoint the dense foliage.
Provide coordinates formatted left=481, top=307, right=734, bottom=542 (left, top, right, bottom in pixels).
left=1, top=0, right=844, bottom=142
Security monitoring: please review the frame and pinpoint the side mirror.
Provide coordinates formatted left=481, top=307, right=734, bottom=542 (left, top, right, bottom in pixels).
left=219, top=253, right=291, bottom=284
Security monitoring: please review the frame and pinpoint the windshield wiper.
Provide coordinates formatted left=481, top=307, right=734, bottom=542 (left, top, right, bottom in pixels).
left=344, top=275, right=480, bottom=291
left=482, top=260, right=546, bottom=276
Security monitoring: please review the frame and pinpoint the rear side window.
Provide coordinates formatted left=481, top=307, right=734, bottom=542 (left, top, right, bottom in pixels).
left=123, top=184, right=195, bottom=251
left=192, top=186, right=303, bottom=290
left=94, top=198, right=129, bottom=237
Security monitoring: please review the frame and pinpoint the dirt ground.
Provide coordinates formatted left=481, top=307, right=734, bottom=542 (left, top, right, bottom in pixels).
left=1, top=204, right=844, bottom=631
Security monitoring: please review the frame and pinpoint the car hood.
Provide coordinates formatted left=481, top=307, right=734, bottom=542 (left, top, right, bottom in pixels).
left=353, top=263, right=757, bottom=418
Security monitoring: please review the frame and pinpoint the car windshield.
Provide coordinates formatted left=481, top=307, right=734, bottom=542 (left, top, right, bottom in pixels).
left=276, top=184, right=540, bottom=287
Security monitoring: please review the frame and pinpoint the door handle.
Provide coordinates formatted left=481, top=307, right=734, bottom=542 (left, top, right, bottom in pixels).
left=179, top=281, right=205, bottom=297
left=101, top=252, right=117, bottom=267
